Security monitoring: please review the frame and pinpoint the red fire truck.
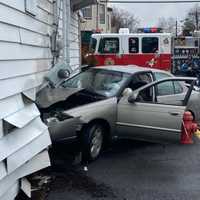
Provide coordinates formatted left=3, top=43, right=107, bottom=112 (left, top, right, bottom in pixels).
left=86, top=28, right=172, bottom=71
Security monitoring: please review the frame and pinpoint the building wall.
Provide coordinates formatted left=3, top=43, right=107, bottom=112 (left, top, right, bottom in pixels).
left=80, top=2, right=112, bottom=33
left=70, top=12, right=81, bottom=70
left=0, top=0, right=81, bottom=199
left=56, top=0, right=80, bottom=71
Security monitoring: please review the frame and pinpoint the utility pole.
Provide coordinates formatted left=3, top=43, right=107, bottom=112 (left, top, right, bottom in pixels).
left=176, top=20, right=178, bottom=36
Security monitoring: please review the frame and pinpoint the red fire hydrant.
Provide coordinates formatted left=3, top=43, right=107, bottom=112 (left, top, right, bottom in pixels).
left=181, top=111, right=198, bottom=144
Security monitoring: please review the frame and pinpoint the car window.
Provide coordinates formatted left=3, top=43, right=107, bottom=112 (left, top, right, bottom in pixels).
left=128, top=72, right=153, bottom=91
left=129, top=37, right=139, bottom=53
left=154, top=72, right=184, bottom=95
left=137, top=87, right=154, bottom=102
left=98, top=37, right=119, bottom=54
left=137, top=80, right=187, bottom=106
left=174, top=81, right=184, bottom=94
left=157, top=81, right=174, bottom=96
left=142, top=37, right=158, bottom=53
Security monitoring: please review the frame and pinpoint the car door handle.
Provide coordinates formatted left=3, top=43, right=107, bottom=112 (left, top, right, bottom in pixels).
left=168, top=112, right=180, bottom=116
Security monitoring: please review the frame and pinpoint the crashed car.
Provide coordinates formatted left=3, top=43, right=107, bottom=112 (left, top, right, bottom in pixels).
left=36, top=65, right=200, bottom=161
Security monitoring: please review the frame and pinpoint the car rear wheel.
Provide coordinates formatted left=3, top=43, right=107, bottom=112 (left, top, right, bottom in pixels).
left=82, top=123, right=104, bottom=162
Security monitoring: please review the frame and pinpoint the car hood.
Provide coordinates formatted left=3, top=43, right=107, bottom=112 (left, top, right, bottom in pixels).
left=36, top=87, right=84, bottom=109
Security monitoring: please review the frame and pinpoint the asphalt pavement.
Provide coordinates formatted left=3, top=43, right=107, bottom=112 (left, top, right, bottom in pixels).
left=46, top=136, right=200, bottom=200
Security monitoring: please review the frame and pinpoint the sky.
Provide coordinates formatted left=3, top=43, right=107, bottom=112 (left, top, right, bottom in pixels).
left=109, top=1, right=198, bottom=27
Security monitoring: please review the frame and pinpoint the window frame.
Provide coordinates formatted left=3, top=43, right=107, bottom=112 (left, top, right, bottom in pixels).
left=136, top=80, right=187, bottom=106
left=98, top=37, right=120, bottom=54
left=142, top=37, right=159, bottom=54
left=129, top=37, right=139, bottom=54
left=99, top=4, right=106, bottom=24
left=82, top=6, right=92, bottom=20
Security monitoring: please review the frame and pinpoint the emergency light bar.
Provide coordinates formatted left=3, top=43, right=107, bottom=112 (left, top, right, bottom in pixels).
left=137, top=28, right=163, bottom=33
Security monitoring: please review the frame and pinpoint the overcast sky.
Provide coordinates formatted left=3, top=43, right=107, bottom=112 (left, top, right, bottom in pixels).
left=110, top=1, right=198, bottom=27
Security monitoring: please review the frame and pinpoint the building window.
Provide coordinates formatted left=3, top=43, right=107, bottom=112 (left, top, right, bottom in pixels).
left=25, top=0, right=37, bottom=16
left=98, top=38, right=119, bottom=54
left=129, top=38, right=139, bottom=53
left=142, top=37, right=158, bottom=53
left=99, top=4, right=105, bottom=24
left=82, top=6, right=92, bottom=19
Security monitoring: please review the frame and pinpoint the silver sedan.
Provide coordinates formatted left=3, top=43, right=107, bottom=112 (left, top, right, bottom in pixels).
left=37, top=65, right=199, bottom=161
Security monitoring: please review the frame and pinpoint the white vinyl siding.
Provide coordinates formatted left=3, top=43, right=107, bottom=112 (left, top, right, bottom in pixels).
left=0, top=1, right=53, bottom=199
left=0, top=0, right=82, bottom=198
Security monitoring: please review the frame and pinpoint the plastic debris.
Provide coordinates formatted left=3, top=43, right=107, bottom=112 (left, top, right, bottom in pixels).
left=84, top=166, right=88, bottom=171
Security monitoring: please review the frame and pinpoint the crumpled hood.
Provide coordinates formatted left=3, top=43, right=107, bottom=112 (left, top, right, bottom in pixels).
left=36, top=87, right=83, bottom=109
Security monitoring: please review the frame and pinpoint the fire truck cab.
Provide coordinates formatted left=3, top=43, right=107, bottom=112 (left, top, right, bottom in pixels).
left=88, top=30, right=172, bottom=71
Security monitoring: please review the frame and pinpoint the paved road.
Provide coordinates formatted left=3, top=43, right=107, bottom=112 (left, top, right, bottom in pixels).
left=47, top=137, right=200, bottom=200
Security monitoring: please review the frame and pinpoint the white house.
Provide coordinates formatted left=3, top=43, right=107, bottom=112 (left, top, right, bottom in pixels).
left=0, top=0, right=97, bottom=199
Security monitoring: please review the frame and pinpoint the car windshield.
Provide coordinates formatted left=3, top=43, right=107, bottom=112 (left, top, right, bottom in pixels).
left=62, top=69, right=131, bottom=97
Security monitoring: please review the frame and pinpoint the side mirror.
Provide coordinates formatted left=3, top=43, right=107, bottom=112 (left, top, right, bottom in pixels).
left=122, top=88, right=133, bottom=97
left=128, top=92, right=139, bottom=103
left=57, top=69, right=70, bottom=79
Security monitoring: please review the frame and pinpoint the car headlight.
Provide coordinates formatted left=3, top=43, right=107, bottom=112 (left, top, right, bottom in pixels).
left=43, top=112, right=73, bottom=124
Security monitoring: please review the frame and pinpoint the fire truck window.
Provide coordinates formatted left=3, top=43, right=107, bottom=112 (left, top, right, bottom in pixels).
left=129, top=38, right=139, bottom=53
left=89, top=38, right=97, bottom=53
left=142, top=37, right=158, bottom=53
left=98, top=38, right=119, bottom=54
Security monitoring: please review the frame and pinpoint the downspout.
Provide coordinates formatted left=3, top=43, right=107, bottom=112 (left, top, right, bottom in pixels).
left=63, top=0, right=72, bottom=72
left=52, top=0, right=59, bottom=65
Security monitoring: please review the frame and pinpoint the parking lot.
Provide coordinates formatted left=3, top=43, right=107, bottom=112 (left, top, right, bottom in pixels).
left=41, top=135, right=200, bottom=200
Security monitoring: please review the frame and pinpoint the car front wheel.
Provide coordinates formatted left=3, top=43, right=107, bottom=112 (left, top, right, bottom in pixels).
left=82, top=123, right=104, bottom=162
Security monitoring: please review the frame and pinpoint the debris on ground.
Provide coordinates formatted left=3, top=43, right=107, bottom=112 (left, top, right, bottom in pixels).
left=15, top=171, right=53, bottom=200
left=83, top=166, right=88, bottom=171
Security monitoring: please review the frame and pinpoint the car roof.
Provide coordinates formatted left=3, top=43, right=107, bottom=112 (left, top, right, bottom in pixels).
left=93, top=65, right=172, bottom=75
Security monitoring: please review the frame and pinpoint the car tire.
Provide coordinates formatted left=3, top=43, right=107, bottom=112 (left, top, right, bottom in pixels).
left=81, top=123, right=104, bottom=162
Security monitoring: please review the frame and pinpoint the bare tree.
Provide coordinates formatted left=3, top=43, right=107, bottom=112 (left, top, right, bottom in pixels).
left=182, top=4, right=200, bottom=35
left=111, top=7, right=140, bottom=33
left=158, top=17, right=177, bottom=34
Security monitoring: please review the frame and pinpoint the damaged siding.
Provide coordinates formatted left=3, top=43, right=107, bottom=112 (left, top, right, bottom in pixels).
left=0, top=0, right=52, bottom=199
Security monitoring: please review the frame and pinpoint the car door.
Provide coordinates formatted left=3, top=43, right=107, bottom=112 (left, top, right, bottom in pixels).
left=116, top=77, right=196, bottom=143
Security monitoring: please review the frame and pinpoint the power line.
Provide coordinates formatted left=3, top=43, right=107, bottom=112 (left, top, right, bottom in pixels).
left=101, top=0, right=200, bottom=3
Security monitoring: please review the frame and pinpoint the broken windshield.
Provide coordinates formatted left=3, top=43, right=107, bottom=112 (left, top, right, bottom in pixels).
left=62, top=69, right=130, bottom=97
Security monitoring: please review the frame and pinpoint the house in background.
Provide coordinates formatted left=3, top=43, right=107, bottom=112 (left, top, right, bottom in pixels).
left=0, top=0, right=97, bottom=199
left=81, top=1, right=112, bottom=33
left=80, top=1, right=113, bottom=64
